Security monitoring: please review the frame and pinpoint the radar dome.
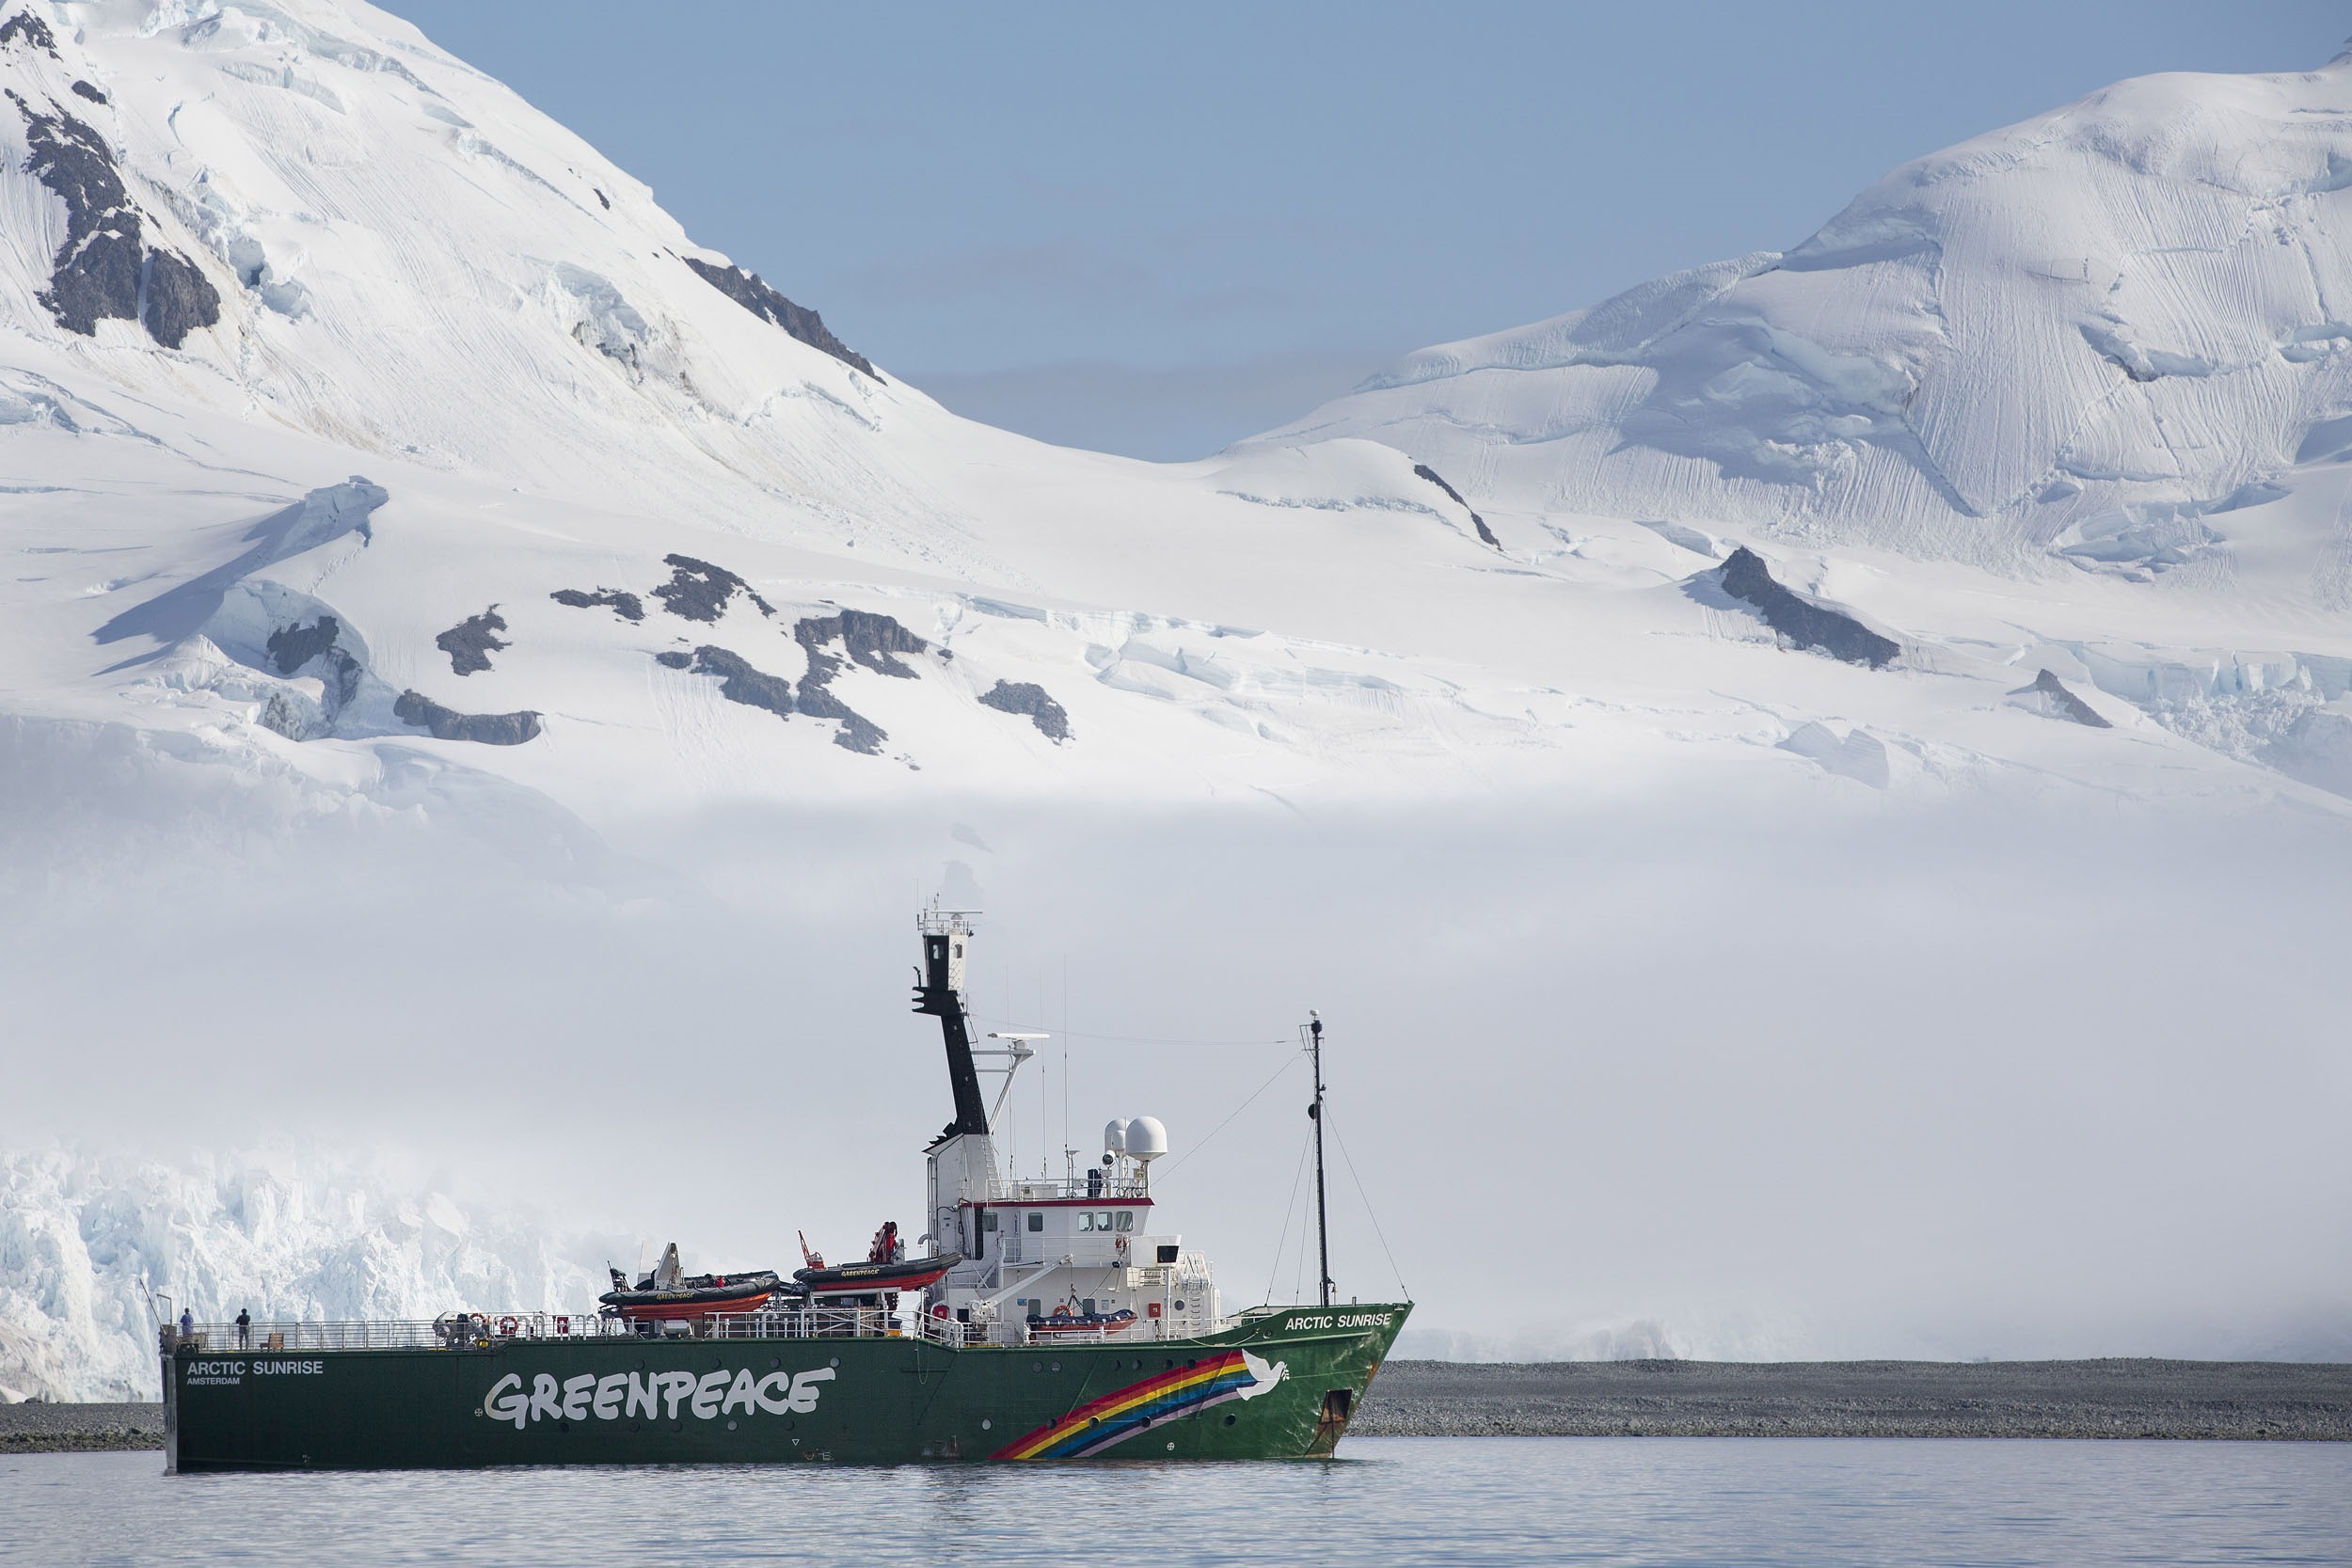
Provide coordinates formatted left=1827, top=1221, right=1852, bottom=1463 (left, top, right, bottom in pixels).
left=1103, top=1117, right=1130, bottom=1156
left=1124, top=1117, right=1168, bottom=1162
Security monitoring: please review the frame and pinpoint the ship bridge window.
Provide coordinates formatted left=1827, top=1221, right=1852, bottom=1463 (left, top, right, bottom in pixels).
left=1115, top=1212, right=1134, bottom=1232
left=1026, top=1212, right=1042, bottom=1232
left=980, top=1211, right=998, bottom=1233
left=1079, top=1212, right=1093, bottom=1232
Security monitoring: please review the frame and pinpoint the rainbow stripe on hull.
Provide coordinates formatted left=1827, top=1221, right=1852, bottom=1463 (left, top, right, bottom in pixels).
left=993, top=1349, right=1268, bottom=1460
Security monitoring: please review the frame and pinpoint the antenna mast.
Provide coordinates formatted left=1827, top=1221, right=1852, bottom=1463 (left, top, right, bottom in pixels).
left=1307, top=1011, right=1332, bottom=1307
left=914, top=905, right=990, bottom=1141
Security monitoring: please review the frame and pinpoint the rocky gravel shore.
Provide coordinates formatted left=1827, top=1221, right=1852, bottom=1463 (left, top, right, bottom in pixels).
left=0, top=1402, right=165, bottom=1453
left=1354, top=1359, right=2352, bottom=1440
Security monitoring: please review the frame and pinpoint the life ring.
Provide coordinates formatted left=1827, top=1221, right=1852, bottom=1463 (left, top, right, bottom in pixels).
left=1051, top=1304, right=1073, bottom=1320
left=498, top=1316, right=519, bottom=1338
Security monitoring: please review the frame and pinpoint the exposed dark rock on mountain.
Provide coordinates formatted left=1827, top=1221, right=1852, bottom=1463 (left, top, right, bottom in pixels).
left=550, top=586, right=644, bottom=621
left=793, top=609, right=925, bottom=678
left=265, top=616, right=341, bottom=676
left=1413, top=463, right=1500, bottom=548
left=669, top=644, right=794, bottom=720
left=11, top=90, right=141, bottom=337
left=978, top=680, right=1070, bottom=741
left=392, top=690, right=541, bottom=745
left=69, top=80, right=103, bottom=103
left=0, top=11, right=56, bottom=55
left=788, top=676, right=884, bottom=754
left=1716, top=546, right=1899, bottom=668
left=783, top=610, right=926, bottom=755
left=141, top=247, right=220, bottom=348
left=261, top=618, right=362, bottom=715
left=435, top=606, right=509, bottom=675
left=8, top=90, right=217, bottom=347
left=682, top=256, right=880, bottom=380
left=657, top=627, right=911, bottom=753
left=653, top=553, right=772, bottom=622
left=593, top=187, right=610, bottom=210
left=2011, top=668, right=2111, bottom=727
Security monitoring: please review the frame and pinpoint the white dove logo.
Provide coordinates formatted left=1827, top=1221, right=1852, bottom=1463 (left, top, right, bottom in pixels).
left=1235, top=1349, right=1289, bottom=1401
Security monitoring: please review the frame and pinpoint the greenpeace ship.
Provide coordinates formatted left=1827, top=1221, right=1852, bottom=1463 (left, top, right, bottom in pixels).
left=160, top=911, right=1408, bottom=1469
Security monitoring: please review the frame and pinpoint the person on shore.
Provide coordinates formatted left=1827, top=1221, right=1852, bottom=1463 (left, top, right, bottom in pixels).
left=235, top=1308, right=251, bottom=1349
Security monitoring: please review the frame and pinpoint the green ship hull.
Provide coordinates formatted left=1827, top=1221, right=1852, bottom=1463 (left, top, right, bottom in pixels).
left=164, top=1305, right=1408, bottom=1471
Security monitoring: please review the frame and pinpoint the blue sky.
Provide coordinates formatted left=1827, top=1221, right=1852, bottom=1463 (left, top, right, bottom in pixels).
left=386, top=1, right=2344, bottom=459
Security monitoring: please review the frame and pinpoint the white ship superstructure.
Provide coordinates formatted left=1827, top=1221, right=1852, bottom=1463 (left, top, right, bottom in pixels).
left=914, top=910, right=1222, bottom=1343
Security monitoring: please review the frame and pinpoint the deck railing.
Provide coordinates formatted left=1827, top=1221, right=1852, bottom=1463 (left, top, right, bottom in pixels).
left=981, top=1174, right=1152, bottom=1202
left=165, top=1305, right=975, bottom=1354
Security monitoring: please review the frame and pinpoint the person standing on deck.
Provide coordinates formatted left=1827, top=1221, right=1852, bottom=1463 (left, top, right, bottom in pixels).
left=235, top=1308, right=251, bottom=1349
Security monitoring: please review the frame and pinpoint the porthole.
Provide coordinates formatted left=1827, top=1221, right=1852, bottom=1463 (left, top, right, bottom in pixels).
left=1166, top=1441, right=1176, bottom=1451
left=628, top=1420, right=641, bottom=1433
left=726, top=1420, right=738, bottom=1432
left=829, top=1357, right=840, bottom=1368
left=1224, top=1414, right=1237, bottom=1426
left=1032, top=1360, right=1043, bottom=1372
left=770, top=1357, right=781, bottom=1370
left=633, top=1358, right=645, bottom=1371
left=1050, top=1361, right=1061, bottom=1372
left=981, top=1418, right=993, bottom=1431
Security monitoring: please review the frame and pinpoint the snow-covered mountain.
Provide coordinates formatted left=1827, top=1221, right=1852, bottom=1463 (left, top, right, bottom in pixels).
left=1261, top=47, right=2352, bottom=793
left=2, top=0, right=2350, bottom=818
left=7, top=3, right=2352, bottom=1392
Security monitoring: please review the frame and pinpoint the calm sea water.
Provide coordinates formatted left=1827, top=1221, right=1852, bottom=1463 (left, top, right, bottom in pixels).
left=6, top=1438, right=2346, bottom=1567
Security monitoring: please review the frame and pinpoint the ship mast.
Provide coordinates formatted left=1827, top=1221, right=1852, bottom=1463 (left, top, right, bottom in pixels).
left=1308, top=1011, right=1332, bottom=1308
left=914, top=906, right=990, bottom=1142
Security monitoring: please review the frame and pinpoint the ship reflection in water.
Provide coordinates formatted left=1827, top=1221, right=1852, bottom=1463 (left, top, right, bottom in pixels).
left=15, top=1437, right=2348, bottom=1565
